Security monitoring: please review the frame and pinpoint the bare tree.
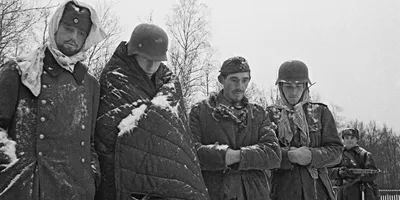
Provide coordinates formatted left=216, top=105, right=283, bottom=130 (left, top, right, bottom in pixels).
left=329, top=103, right=345, bottom=129
left=137, top=9, right=154, bottom=24
left=0, top=0, right=55, bottom=64
left=310, top=90, right=321, bottom=102
left=85, top=0, right=122, bottom=79
left=166, top=0, right=212, bottom=108
left=244, top=84, right=280, bottom=109
left=198, top=49, right=219, bottom=96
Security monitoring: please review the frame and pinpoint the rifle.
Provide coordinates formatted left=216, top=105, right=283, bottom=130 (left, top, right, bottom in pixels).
left=344, top=169, right=380, bottom=200
left=347, top=168, right=380, bottom=176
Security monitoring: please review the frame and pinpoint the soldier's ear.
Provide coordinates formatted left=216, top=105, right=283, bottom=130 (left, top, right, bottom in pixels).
left=218, top=74, right=225, bottom=84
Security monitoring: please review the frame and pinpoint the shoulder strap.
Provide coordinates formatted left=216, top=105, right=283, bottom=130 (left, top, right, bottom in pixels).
left=344, top=148, right=367, bottom=168
left=343, top=151, right=358, bottom=164
left=358, top=149, right=367, bottom=168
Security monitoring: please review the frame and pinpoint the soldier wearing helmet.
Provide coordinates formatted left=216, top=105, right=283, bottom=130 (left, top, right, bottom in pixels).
left=329, top=128, right=380, bottom=200
left=94, top=23, right=209, bottom=200
left=267, top=60, right=343, bottom=200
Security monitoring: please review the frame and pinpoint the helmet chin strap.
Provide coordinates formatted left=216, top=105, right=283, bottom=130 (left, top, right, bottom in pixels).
left=280, top=83, right=311, bottom=107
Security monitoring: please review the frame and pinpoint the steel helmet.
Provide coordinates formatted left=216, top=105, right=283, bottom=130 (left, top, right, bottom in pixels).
left=275, top=60, right=312, bottom=85
left=127, top=23, right=168, bottom=61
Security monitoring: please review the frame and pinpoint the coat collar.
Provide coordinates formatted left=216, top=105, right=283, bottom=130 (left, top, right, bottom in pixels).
left=215, top=90, right=249, bottom=109
left=43, top=48, right=87, bottom=85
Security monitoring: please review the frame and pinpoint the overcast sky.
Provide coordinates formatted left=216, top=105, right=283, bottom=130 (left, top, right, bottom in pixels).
left=43, top=0, right=400, bottom=132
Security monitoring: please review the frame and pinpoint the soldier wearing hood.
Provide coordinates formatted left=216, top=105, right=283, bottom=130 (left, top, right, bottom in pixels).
left=267, top=60, right=343, bottom=200
left=0, top=0, right=106, bottom=199
left=189, top=56, right=282, bottom=200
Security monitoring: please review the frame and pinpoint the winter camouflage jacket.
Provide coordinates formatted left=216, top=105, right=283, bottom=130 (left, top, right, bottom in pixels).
left=267, top=103, right=343, bottom=200
left=189, top=91, right=281, bottom=200
left=94, top=42, right=209, bottom=200
left=0, top=49, right=100, bottom=200
left=329, top=145, right=379, bottom=200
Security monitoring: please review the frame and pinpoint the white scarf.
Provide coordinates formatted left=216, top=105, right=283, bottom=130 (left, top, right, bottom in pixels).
left=277, top=86, right=311, bottom=147
left=12, top=0, right=106, bottom=96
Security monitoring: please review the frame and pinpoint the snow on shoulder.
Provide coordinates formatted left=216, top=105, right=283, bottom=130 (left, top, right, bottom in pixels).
left=117, top=82, right=181, bottom=137
left=117, top=103, right=148, bottom=137
left=151, top=82, right=179, bottom=116
left=111, top=71, right=127, bottom=78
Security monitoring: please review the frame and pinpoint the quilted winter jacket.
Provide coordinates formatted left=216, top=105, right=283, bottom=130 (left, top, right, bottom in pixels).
left=267, top=103, right=343, bottom=200
left=189, top=91, right=281, bottom=200
left=95, top=42, right=209, bottom=200
left=0, top=49, right=100, bottom=200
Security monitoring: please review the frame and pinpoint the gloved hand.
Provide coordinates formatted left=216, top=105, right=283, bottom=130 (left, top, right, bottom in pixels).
left=288, top=146, right=312, bottom=166
left=225, top=148, right=241, bottom=166
left=338, top=167, right=358, bottom=179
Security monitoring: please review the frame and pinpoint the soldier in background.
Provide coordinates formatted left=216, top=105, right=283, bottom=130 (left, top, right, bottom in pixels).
left=329, top=128, right=380, bottom=200
left=267, top=60, right=343, bottom=200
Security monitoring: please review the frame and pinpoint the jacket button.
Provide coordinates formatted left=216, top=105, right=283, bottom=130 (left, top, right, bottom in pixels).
left=39, top=134, right=44, bottom=139
left=41, top=100, right=46, bottom=104
left=40, top=117, right=46, bottom=122
left=81, top=125, right=85, bottom=130
left=43, top=71, right=47, bottom=75
left=42, top=85, right=47, bottom=89
left=81, top=158, right=85, bottom=163
left=38, top=152, right=43, bottom=156
left=81, top=141, right=85, bottom=146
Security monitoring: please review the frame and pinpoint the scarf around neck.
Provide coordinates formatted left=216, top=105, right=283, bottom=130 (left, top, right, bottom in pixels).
left=277, top=87, right=311, bottom=147
left=11, top=0, right=106, bottom=96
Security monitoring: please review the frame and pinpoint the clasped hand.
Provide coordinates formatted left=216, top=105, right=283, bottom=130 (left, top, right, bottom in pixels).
left=225, top=148, right=241, bottom=166
left=287, top=146, right=312, bottom=166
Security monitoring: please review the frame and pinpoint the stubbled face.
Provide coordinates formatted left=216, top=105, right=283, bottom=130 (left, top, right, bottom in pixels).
left=136, top=55, right=161, bottom=77
left=343, top=135, right=358, bottom=149
left=282, top=82, right=305, bottom=105
left=221, top=72, right=251, bottom=103
left=55, top=23, right=88, bottom=56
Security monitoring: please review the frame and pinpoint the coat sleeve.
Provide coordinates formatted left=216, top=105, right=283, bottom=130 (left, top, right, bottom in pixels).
left=189, top=103, right=229, bottom=171
left=265, top=107, right=293, bottom=170
left=0, top=62, right=19, bottom=131
left=0, top=62, right=20, bottom=170
left=360, top=152, right=378, bottom=182
left=238, top=108, right=281, bottom=170
left=90, top=76, right=101, bottom=189
left=309, top=106, right=344, bottom=169
left=328, top=159, right=344, bottom=180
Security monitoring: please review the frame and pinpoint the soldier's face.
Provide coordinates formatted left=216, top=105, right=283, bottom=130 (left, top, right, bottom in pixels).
left=221, top=72, right=250, bottom=103
left=55, top=23, right=88, bottom=56
left=281, top=83, right=305, bottom=105
left=136, top=55, right=161, bottom=77
left=343, top=135, right=358, bottom=149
